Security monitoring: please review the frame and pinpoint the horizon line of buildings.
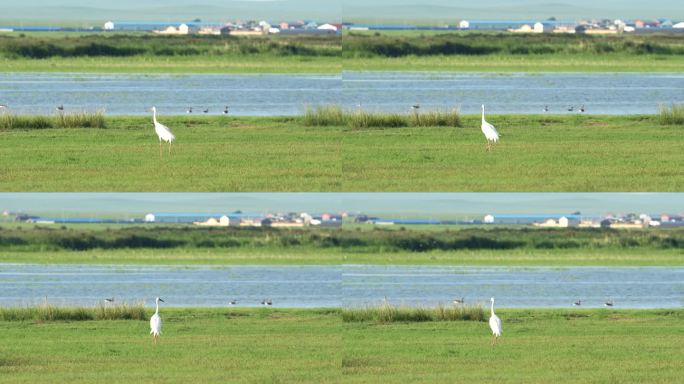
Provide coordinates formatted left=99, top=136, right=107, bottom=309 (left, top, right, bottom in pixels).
left=2, top=17, right=683, bottom=35
left=4, top=210, right=684, bottom=229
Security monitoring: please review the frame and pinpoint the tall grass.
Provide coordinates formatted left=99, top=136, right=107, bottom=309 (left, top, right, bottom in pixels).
left=303, top=105, right=345, bottom=126
left=658, top=104, right=684, bottom=125
left=303, top=105, right=461, bottom=128
left=342, top=303, right=484, bottom=323
left=0, top=111, right=106, bottom=129
left=0, top=302, right=147, bottom=321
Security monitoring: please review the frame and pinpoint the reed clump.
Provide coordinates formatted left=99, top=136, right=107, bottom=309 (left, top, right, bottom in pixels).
left=658, top=104, right=684, bottom=125
left=302, top=105, right=461, bottom=128
left=0, top=302, right=147, bottom=322
left=0, top=111, right=106, bottom=130
left=342, top=303, right=484, bottom=323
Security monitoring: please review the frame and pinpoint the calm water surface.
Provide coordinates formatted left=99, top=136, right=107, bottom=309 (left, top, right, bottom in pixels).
left=1, top=264, right=681, bottom=309
left=1, top=72, right=681, bottom=115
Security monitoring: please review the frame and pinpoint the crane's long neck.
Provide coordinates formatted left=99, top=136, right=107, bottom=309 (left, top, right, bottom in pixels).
left=155, top=300, right=160, bottom=315
left=152, top=109, right=158, bottom=125
left=481, top=107, right=485, bottom=123
left=490, top=300, right=495, bottom=316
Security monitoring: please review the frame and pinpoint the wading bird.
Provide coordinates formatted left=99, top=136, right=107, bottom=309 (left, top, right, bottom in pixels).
left=104, top=297, right=114, bottom=303
left=411, top=104, right=420, bottom=112
left=186, top=107, right=193, bottom=114
left=480, top=104, right=500, bottom=151
left=229, top=299, right=237, bottom=305
left=604, top=300, right=614, bottom=307
left=573, top=299, right=582, bottom=306
left=150, top=297, right=164, bottom=344
left=223, top=106, right=229, bottom=115
left=149, top=106, right=175, bottom=157
left=56, top=105, right=64, bottom=112
left=453, top=297, right=465, bottom=305
left=489, top=297, right=502, bottom=345
left=543, top=105, right=549, bottom=113
left=567, top=106, right=574, bottom=112
left=261, top=299, right=272, bottom=306
left=203, top=108, right=209, bottom=114
left=579, top=105, right=586, bottom=113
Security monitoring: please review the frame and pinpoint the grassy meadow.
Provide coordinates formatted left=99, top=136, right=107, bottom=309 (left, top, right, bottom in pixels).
left=342, top=31, right=684, bottom=72
left=1, top=225, right=683, bottom=266
left=1, top=308, right=682, bottom=383
left=1, top=114, right=680, bottom=191
left=0, top=33, right=341, bottom=74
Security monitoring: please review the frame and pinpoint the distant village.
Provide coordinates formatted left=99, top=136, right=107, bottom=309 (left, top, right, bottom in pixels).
left=4, top=210, right=684, bottom=229
left=1, top=17, right=683, bottom=35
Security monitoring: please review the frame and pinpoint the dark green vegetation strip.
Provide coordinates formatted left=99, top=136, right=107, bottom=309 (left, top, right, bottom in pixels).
left=0, top=115, right=682, bottom=191
left=0, top=308, right=682, bottom=383
left=0, top=34, right=340, bottom=59
left=343, top=32, right=684, bottom=58
left=2, top=225, right=684, bottom=253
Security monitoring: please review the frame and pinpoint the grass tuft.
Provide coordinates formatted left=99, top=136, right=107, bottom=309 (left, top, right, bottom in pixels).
left=302, top=105, right=461, bottom=128
left=0, top=302, right=147, bottom=322
left=0, top=111, right=106, bottom=130
left=342, top=303, right=484, bottom=323
left=658, top=104, right=684, bottom=125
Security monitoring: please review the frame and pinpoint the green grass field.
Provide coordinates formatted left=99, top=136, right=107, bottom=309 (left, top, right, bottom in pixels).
left=1, top=115, right=682, bottom=191
left=0, top=55, right=340, bottom=74
left=343, top=54, right=684, bottom=72
left=1, top=248, right=681, bottom=266
left=2, top=225, right=683, bottom=266
left=1, top=308, right=682, bottom=383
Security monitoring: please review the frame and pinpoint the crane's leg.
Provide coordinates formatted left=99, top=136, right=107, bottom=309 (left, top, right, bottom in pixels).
left=168, top=141, right=172, bottom=155
left=159, top=141, right=162, bottom=158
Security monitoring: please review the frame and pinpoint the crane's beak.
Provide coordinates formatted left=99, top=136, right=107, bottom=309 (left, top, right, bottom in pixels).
left=159, top=298, right=165, bottom=302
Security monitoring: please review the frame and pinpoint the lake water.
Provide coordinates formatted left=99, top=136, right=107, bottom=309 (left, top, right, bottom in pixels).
left=1, top=72, right=682, bottom=116
left=1, top=264, right=682, bottom=309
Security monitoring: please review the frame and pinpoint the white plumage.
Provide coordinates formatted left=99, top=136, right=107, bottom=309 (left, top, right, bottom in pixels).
left=150, top=297, right=164, bottom=343
left=489, top=297, right=502, bottom=344
left=150, top=106, right=175, bottom=157
left=481, top=104, right=499, bottom=151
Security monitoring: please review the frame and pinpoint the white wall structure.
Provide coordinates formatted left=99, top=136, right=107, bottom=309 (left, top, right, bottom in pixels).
left=104, top=21, right=115, bottom=30
left=145, top=213, right=155, bottom=222
left=459, top=20, right=470, bottom=29
left=484, top=214, right=495, bottom=224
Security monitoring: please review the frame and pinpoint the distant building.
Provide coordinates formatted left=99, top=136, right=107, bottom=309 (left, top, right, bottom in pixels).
left=459, top=20, right=470, bottom=29
left=317, top=23, right=339, bottom=31
left=155, top=23, right=190, bottom=35
left=103, top=21, right=114, bottom=31
left=483, top=214, right=495, bottom=224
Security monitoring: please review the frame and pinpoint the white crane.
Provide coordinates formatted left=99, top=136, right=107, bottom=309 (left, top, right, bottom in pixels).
left=489, top=297, right=502, bottom=345
left=223, top=106, right=229, bottom=115
left=453, top=297, right=465, bottom=305
left=481, top=105, right=500, bottom=151
left=149, top=107, right=175, bottom=157
left=150, top=297, right=164, bottom=344
left=573, top=299, right=582, bottom=306
left=604, top=300, right=614, bottom=307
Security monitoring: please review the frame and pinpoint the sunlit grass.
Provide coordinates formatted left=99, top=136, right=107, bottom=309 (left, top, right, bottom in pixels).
left=342, top=303, right=484, bottom=323
left=0, top=302, right=146, bottom=321
left=659, top=103, right=684, bottom=125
